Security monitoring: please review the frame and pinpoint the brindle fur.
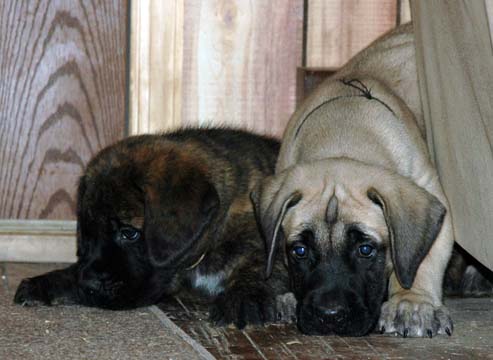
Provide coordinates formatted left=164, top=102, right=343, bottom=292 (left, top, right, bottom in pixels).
left=444, top=245, right=493, bottom=298
left=14, top=128, right=289, bottom=329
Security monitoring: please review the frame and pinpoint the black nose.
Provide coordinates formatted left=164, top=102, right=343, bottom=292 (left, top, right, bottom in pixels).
left=83, top=278, right=102, bottom=293
left=315, top=303, right=347, bottom=323
left=309, top=289, right=349, bottom=325
left=80, top=265, right=112, bottom=291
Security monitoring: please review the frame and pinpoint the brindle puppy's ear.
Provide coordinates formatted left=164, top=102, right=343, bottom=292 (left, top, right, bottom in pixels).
left=367, top=181, right=446, bottom=289
left=144, top=169, right=219, bottom=267
left=251, top=172, right=302, bottom=279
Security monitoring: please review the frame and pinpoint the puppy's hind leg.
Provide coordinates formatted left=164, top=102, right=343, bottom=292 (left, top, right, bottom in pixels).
left=14, top=264, right=80, bottom=306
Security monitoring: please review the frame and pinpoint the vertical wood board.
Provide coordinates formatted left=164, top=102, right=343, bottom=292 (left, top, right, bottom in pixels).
left=129, top=0, right=183, bottom=135
left=0, top=0, right=128, bottom=220
left=306, top=0, right=397, bottom=68
left=181, top=0, right=304, bottom=137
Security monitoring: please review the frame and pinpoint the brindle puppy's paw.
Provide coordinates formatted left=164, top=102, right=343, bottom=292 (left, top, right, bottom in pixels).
left=14, top=278, right=52, bottom=306
left=209, top=288, right=276, bottom=329
left=275, top=292, right=297, bottom=323
left=461, top=266, right=493, bottom=297
left=378, top=296, right=453, bottom=338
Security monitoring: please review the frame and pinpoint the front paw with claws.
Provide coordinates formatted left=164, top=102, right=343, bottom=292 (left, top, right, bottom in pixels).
left=14, top=278, right=52, bottom=306
left=275, top=292, right=297, bottom=323
left=378, top=295, right=453, bottom=337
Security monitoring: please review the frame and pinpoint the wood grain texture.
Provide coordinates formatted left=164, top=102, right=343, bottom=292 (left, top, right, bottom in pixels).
left=129, top=0, right=183, bottom=135
left=0, top=1, right=127, bottom=220
left=306, top=0, right=398, bottom=68
left=181, top=0, right=304, bottom=137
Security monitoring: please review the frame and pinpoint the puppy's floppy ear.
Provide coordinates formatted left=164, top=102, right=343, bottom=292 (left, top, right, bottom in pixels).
left=144, top=169, right=219, bottom=267
left=251, top=171, right=302, bottom=279
left=367, top=179, right=446, bottom=289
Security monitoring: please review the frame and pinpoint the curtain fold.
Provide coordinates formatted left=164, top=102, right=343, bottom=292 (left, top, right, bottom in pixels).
left=411, top=0, right=493, bottom=270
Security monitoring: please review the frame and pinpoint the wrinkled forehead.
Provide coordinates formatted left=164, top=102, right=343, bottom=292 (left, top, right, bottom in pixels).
left=335, top=185, right=387, bottom=236
left=282, top=173, right=388, bottom=248
left=115, top=201, right=145, bottom=229
left=82, top=171, right=145, bottom=229
left=105, top=187, right=145, bottom=229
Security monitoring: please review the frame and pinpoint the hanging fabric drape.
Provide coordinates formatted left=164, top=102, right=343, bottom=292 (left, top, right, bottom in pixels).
left=411, top=1, right=493, bottom=270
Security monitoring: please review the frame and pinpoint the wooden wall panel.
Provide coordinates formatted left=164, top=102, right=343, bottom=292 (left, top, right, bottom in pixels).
left=129, top=0, right=183, bottom=134
left=129, top=0, right=304, bottom=138
left=180, top=0, right=304, bottom=137
left=306, top=0, right=398, bottom=68
left=0, top=0, right=127, bottom=220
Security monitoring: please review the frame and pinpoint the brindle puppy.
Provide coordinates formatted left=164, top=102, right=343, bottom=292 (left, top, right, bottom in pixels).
left=444, top=245, right=493, bottom=298
left=14, top=128, right=289, bottom=329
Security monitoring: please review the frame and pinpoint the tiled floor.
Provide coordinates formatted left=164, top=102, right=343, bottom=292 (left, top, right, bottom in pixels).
left=160, top=296, right=493, bottom=359
left=2, top=263, right=493, bottom=360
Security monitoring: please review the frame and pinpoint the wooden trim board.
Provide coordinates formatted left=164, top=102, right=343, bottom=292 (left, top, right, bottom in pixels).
left=0, top=220, right=76, bottom=263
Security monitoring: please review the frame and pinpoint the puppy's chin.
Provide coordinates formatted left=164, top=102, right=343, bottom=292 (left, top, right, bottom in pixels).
left=296, top=301, right=379, bottom=337
left=77, top=283, right=145, bottom=310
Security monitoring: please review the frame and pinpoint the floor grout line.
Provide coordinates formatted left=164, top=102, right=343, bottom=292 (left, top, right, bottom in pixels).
left=149, top=305, right=216, bottom=360
left=241, top=330, right=269, bottom=360
left=174, top=295, right=192, bottom=317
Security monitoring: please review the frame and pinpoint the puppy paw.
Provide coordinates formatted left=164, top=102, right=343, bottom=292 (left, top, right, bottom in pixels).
left=14, top=278, right=52, bottom=306
left=461, top=265, right=493, bottom=297
left=275, top=292, right=297, bottom=323
left=209, top=288, right=276, bottom=329
left=378, top=295, right=453, bottom=338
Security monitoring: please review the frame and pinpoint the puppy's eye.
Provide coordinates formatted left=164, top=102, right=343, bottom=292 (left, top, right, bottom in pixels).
left=291, top=245, right=307, bottom=259
left=358, top=244, right=375, bottom=257
left=120, top=227, right=141, bottom=242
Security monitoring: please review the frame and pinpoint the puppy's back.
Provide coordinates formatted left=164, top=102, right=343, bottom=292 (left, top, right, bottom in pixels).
left=165, top=127, right=280, bottom=176
left=85, top=127, right=280, bottom=211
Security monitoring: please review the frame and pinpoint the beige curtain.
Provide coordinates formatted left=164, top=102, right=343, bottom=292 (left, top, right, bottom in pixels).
left=411, top=1, right=493, bottom=270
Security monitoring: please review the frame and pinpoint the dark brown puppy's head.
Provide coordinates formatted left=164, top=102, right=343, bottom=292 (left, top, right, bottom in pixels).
left=252, top=159, right=446, bottom=336
left=75, top=136, right=219, bottom=309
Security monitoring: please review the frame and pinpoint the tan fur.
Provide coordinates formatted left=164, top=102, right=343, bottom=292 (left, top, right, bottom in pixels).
left=256, top=24, right=455, bottom=337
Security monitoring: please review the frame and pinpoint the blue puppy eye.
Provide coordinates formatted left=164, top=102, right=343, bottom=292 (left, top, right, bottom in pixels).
left=292, top=245, right=307, bottom=258
left=358, top=244, right=375, bottom=257
left=120, top=227, right=141, bottom=241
